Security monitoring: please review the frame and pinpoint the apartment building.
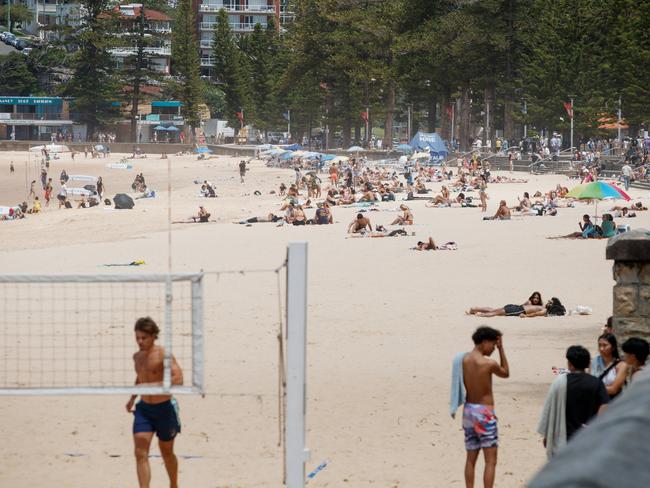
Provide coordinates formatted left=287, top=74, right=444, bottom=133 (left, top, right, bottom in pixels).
left=17, top=0, right=82, bottom=40
left=198, top=0, right=291, bottom=75
left=108, top=4, right=173, bottom=74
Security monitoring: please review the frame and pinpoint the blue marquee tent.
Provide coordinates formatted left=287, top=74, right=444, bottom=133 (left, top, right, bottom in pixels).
left=410, top=132, right=449, bottom=158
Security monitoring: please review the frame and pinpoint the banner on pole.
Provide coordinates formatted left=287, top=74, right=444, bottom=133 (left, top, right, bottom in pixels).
left=563, top=101, right=573, bottom=119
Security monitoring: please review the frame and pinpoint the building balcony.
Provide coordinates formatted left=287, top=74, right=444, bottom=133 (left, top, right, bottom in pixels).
left=201, top=56, right=214, bottom=67
left=199, top=3, right=276, bottom=14
left=110, top=46, right=172, bottom=57
left=200, top=39, right=213, bottom=49
left=200, top=21, right=266, bottom=31
left=39, top=4, right=58, bottom=14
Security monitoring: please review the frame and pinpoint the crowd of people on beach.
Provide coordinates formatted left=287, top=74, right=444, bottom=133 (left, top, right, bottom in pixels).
left=455, top=318, right=649, bottom=488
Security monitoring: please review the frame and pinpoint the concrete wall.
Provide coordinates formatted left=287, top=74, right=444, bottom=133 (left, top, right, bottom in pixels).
left=0, top=141, right=193, bottom=154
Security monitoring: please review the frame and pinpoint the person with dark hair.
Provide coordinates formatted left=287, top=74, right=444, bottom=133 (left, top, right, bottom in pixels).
left=591, top=333, right=627, bottom=399
left=457, top=326, right=509, bottom=488
left=602, top=316, right=614, bottom=335
left=524, top=292, right=543, bottom=307
left=127, top=316, right=184, bottom=488
left=538, top=345, right=609, bottom=457
left=467, top=300, right=545, bottom=317
left=622, top=337, right=649, bottom=382
left=347, top=213, right=372, bottom=233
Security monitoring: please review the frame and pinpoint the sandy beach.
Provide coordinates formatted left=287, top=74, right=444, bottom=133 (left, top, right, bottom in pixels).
left=0, top=149, right=648, bottom=487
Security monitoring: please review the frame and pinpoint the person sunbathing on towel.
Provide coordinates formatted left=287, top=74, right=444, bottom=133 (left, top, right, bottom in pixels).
left=416, top=237, right=437, bottom=250
left=468, top=297, right=565, bottom=318
left=237, top=213, right=282, bottom=224
left=348, top=213, right=372, bottom=233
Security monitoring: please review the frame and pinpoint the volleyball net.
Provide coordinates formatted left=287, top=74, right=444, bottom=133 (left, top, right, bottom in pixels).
left=0, top=273, right=204, bottom=395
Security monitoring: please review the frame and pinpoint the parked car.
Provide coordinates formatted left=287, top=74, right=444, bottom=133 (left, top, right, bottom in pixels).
left=22, top=47, right=32, bottom=56
left=2, top=32, right=16, bottom=44
left=7, top=37, right=19, bottom=47
left=15, top=39, right=30, bottom=50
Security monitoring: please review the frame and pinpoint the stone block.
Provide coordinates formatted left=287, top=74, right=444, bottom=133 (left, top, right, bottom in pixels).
left=606, top=230, right=650, bottom=261
left=613, top=317, right=650, bottom=342
left=640, top=264, right=650, bottom=285
left=613, top=285, right=637, bottom=316
left=613, top=262, right=641, bottom=284
left=639, top=286, right=650, bottom=317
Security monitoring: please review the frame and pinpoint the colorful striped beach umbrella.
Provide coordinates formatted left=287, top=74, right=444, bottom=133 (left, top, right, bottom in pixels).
left=566, top=181, right=631, bottom=201
left=567, top=181, right=630, bottom=221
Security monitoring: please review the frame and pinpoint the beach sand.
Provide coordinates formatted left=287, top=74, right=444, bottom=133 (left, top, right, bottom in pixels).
left=0, top=149, right=648, bottom=487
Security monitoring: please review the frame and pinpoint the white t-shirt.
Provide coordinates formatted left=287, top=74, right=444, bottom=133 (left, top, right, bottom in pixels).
left=621, top=164, right=632, bottom=177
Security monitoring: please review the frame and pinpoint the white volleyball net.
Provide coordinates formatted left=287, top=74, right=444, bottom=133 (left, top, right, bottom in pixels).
left=0, top=273, right=204, bottom=395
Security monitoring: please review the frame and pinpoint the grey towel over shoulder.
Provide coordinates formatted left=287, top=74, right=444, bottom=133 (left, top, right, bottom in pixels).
left=529, top=368, right=650, bottom=487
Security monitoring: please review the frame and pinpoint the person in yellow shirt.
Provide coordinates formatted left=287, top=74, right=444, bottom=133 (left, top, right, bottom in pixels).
left=31, top=197, right=41, bottom=214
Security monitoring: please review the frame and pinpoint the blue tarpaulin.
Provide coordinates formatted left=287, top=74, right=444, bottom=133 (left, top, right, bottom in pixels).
left=283, top=144, right=303, bottom=151
left=410, top=132, right=449, bottom=157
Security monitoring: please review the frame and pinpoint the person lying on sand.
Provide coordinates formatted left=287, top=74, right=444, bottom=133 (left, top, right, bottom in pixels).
left=468, top=291, right=542, bottom=316
left=237, top=213, right=282, bottom=224
left=612, top=207, right=636, bottom=218
left=468, top=297, right=565, bottom=317
left=348, top=213, right=372, bottom=233
left=391, top=204, right=414, bottom=225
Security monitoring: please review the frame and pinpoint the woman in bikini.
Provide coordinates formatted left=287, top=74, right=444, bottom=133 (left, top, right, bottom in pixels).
left=391, top=205, right=414, bottom=225
left=467, top=293, right=556, bottom=317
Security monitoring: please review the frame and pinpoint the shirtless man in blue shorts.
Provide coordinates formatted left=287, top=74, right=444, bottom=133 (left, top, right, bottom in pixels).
left=462, top=326, right=509, bottom=488
left=126, top=317, right=183, bottom=488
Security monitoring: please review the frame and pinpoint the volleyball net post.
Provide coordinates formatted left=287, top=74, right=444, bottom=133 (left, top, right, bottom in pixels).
left=285, top=241, right=309, bottom=488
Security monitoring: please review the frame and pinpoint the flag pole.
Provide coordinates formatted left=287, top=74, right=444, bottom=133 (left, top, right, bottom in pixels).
left=288, top=109, right=291, bottom=140
left=617, top=96, right=622, bottom=148
left=570, top=97, right=574, bottom=151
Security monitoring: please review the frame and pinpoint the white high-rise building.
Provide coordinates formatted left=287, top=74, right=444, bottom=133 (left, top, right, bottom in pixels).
left=197, top=0, right=291, bottom=75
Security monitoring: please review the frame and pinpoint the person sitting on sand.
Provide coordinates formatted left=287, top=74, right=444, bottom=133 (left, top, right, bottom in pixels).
left=337, top=189, right=356, bottom=205
left=184, top=206, right=212, bottom=223
left=562, top=214, right=597, bottom=239
left=279, top=183, right=287, bottom=196
left=516, top=192, right=532, bottom=211
left=314, top=203, right=333, bottom=225
left=358, top=188, right=377, bottom=202
left=77, top=196, right=89, bottom=209
left=28, top=197, right=41, bottom=214
left=429, top=186, right=451, bottom=206
left=391, top=204, right=414, bottom=225
left=489, top=200, right=511, bottom=220
left=348, top=213, right=372, bottom=233
left=599, top=213, right=616, bottom=238
left=292, top=205, right=307, bottom=226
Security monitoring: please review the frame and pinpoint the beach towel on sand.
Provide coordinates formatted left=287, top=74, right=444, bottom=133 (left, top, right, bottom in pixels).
left=102, top=260, right=145, bottom=267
